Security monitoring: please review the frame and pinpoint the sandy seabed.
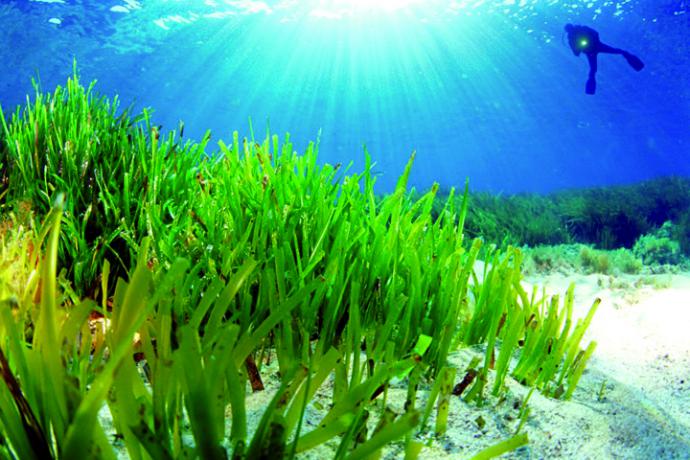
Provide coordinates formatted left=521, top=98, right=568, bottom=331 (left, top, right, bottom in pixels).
left=411, top=270, right=690, bottom=460
left=287, top=269, right=690, bottom=459
left=499, top=270, right=690, bottom=460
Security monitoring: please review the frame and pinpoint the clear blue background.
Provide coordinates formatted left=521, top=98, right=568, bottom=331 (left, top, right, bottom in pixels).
left=0, top=0, right=688, bottom=194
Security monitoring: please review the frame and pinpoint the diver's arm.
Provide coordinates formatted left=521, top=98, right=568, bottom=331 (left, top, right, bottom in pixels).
left=568, top=31, right=580, bottom=56
left=568, top=35, right=581, bottom=56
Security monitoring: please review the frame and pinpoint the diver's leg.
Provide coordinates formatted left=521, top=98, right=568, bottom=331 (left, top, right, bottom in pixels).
left=598, top=42, right=645, bottom=71
left=586, top=52, right=597, bottom=94
left=597, top=42, right=625, bottom=55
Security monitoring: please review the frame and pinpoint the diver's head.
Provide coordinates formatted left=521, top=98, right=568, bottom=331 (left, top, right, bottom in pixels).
left=564, top=23, right=574, bottom=33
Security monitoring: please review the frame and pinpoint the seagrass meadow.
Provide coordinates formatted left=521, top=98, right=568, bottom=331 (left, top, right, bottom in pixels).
left=0, top=73, right=601, bottom=459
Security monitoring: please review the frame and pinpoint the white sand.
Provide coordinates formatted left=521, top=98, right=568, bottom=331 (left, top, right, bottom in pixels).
left=507, top=271, right=690, bottom=459
left=295, top=270, right=690, bottom=459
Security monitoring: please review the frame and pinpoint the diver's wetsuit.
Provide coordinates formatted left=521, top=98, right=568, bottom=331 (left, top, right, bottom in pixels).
left=565, top=24, right=644, bottom=95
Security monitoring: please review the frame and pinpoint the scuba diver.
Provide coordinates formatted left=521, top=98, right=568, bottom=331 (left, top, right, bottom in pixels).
left=564, top=24, right=645, bottom=95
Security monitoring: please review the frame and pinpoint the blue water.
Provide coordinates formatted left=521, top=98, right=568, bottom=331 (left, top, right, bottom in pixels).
left=0, top=0, right=688, bottom=194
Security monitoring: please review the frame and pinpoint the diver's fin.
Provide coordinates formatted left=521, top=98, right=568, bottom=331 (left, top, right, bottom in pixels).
left=586, top=78, right=596, bottom=95
left=624, top=52, right=645, bottom=71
